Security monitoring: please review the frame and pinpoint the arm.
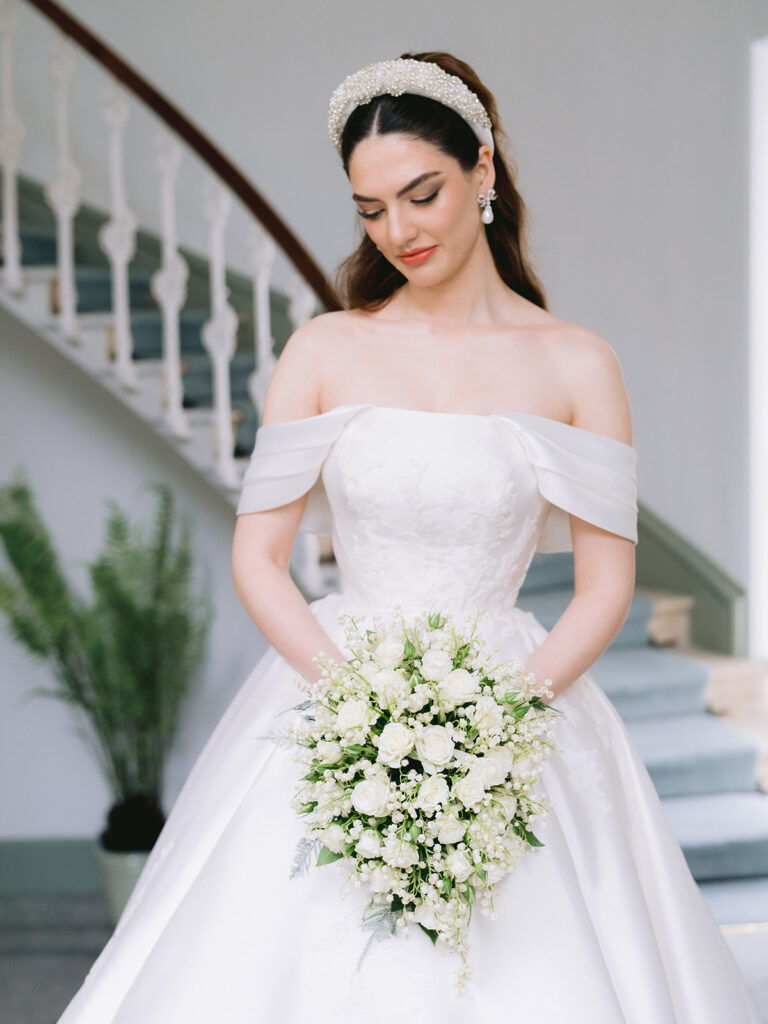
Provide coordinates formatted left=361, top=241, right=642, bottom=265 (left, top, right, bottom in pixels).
left=523, top=331, right=637, bottom=702
left=231, top=316, right=349, bottom=684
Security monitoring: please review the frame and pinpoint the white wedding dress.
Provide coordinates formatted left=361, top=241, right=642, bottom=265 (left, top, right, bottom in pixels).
left=57, top=401, right=760, bottom=1023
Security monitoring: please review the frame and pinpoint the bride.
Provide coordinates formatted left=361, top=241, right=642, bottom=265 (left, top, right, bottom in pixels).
left=57, top=50, right=760, bottom=1023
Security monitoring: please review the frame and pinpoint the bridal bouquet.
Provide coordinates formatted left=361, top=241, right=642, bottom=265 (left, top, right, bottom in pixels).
left=285, top=607, right=565, bottom=992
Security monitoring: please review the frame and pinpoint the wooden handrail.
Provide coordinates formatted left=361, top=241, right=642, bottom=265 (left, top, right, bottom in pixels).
left=22, top=0, right=340, bottom=311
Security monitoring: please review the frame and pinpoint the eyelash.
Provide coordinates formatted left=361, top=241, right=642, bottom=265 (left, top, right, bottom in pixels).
left=357, top=188, right=441, bottom=221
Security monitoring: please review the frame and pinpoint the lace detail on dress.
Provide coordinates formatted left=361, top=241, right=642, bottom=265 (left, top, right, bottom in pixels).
left=324, top=412, right=548, bottom=616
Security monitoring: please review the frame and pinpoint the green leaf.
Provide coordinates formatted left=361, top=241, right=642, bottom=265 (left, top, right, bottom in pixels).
left=410, top=821, right=421, bottom=843
left=316, top=845, right=344, bottom=866
left=475, top=864, right=487, bottom=882
left=418, top=923, right=439, bottom=945
left=524, top=830, right=545, bottom=847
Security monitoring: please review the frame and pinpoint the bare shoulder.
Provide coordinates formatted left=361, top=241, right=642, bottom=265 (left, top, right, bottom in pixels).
left=259, top=310, right=353, bottom=426
left=546, top=324, right=633, bottom=446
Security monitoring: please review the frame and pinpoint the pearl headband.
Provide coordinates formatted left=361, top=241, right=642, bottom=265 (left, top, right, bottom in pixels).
left=328, top=58, right=494, bottom=157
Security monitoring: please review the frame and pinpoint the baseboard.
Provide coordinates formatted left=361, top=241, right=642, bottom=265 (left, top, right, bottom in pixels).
left=0, top=838, right=102, bottom=895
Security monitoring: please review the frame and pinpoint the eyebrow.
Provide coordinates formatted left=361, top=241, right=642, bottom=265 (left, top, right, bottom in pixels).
left=352, top=171, right=443, bottom=203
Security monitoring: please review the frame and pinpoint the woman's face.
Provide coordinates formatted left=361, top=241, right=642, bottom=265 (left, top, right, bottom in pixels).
left=347, top=133, right=494, bottom=284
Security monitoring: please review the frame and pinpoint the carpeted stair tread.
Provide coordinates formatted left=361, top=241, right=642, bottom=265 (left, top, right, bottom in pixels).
left=74, top=266, right=156, bottom=313
left=698, top=875, right=768, bottom=925
left=662, top=792, right=768, bottom=880
left=520, top=552, right=576, bottom=592
left=625, top=712, right=762, bottom=796
left=10, top=226, right=57, bottom=265
left=129, top=308, right=211, bottom=359
left=517, top=586, right=652, bottom=648
left=589, top=645, right=710, bottom=719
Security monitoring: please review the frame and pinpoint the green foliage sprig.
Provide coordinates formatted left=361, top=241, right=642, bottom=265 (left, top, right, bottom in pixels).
left=0, top=472, right=213, bottom=807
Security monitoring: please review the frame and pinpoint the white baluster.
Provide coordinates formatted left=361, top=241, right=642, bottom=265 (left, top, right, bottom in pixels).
left=287, top=268, right=318, bottom=329
left=98, top=80, right=137, bottom=390
left=0, top=0, right=24, bottom=294
left=286, top=269, right=323, bottom=595
left=44, top=35, right=81, bottom=340
left=201, top=179, right=239, bottom=487
left=151, top=130, right=190, bottom=439
left=246, top=221, right=276, bottom=414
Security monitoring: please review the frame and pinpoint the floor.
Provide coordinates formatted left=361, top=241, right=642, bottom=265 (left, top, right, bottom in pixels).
left=1, top=892, right=767, bottom=1022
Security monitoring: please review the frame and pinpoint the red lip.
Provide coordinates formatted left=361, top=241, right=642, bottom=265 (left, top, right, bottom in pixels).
left=399, top=245, right=436, bottom=262
left=399, top=245, right=436, bottom=258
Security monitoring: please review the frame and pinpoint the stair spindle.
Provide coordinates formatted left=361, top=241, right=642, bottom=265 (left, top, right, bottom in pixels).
left=247, top=220, right=276, bottom=414
left=98, top=80, right=137, bottom=390
left=0, top=0, right=24, bottom=294
left=151, top=129, right=190, bottom=439
left=201, top=178, right=239, bottom=487
left=44, top=34, right=81, bottom=340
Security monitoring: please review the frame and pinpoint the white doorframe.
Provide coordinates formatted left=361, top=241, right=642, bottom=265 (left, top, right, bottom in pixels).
left=749, top=35, right=768, bottom=659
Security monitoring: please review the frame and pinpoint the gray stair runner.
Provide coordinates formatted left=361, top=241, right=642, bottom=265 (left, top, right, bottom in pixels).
left=4, top=172, right=768, bottom=927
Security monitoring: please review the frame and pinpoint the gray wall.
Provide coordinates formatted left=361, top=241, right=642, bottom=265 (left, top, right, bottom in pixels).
left=25, top=0, right=749, bottom=585
left=0, top=309, right=267, bottom=838
left=1, top=0, right=759, bottom=839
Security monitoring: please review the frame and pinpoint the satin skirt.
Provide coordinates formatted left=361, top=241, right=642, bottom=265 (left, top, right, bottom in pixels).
left=56, top=593, right=760, bottom=1023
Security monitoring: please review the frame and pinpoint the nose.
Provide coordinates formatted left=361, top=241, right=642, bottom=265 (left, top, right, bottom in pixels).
left=386, top=205, right=419, bottom=251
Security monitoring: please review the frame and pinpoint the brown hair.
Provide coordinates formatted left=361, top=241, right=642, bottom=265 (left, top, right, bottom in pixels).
left=331, top=50, right=549, bottom=313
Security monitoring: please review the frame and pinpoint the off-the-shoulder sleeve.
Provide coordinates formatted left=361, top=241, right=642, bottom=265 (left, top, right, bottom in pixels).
left=235, top=404, right=366, bottom=534
left=497, top=413, right=638, bottom=553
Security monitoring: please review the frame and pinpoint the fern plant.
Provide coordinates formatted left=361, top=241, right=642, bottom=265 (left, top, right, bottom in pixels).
left=0, top=472, right=213, bottom=851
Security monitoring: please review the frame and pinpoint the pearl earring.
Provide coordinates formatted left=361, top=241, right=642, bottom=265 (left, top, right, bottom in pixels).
left=477, top=187, right=497, bottom=224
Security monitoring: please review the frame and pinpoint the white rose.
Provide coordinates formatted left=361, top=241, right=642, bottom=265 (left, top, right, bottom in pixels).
left=414, top=725, right=455, bottom=769
left=472, top=747, right=513, bottom=788
left=438, top=668, right=480, bottom=708
left=315, top=740, right=343, bottom=764
left=419, top=648, right=454, bottom=682
left=322, top=823, right=347, bottom=854
left=485, top=862, right=506, bottom=884
left=336, top=698, right=371, bottom=734
left=371, top=668, right=411, bottom=705
left=413, top=901, right=438, bottom=929
left=493, top=793, right=518, bottom=820
left=416, top=774, right=450, bottom=815
left=351, top=777, right=390, bottom=817
left=382, top=836, right=420, bottom=869
left=376, top=722, right=414, bottom=768
left=452, top=772, right=487, bottom=809
left=436, top=814, right=467, bottom=845
left=374, top=637, right=406, bottom=669
left=473, top=695, right=505, bottom=734
left=369, top=864, right=397, bottom=893
left=445, top=849, right=474, bottom=882
left=358, top=661, right=381, bottom=685
left=407, top=686, right=430, bottom=712
left=426, top=627, right=453, bottom=651
left=355, top=829, right=382, bottom=858
left=314, top=706, right=335, bottom=732
left=502, top=830, right=527, bottom=863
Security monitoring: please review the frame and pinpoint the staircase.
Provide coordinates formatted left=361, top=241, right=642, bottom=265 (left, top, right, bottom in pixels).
left=518, top=553, right=768, bottom=928
left=5, top=164, right=768, bottom=934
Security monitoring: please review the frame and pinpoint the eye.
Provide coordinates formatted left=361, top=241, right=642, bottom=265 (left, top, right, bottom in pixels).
left=356, top=188, right=441, bottom=221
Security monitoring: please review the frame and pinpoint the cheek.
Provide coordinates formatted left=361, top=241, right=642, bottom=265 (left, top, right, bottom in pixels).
left=437, top=190, right=476, bottom=238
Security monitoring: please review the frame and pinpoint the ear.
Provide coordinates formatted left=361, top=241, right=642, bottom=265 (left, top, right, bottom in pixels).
left=475, top=144, right=495, bottom=192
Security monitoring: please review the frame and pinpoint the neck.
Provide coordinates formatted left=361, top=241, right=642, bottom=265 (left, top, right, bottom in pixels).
left=394, top=231, right=514, bottom=328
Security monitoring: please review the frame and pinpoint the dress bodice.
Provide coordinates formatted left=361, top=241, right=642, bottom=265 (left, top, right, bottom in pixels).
left=236, top=402, right=638, bottom=616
